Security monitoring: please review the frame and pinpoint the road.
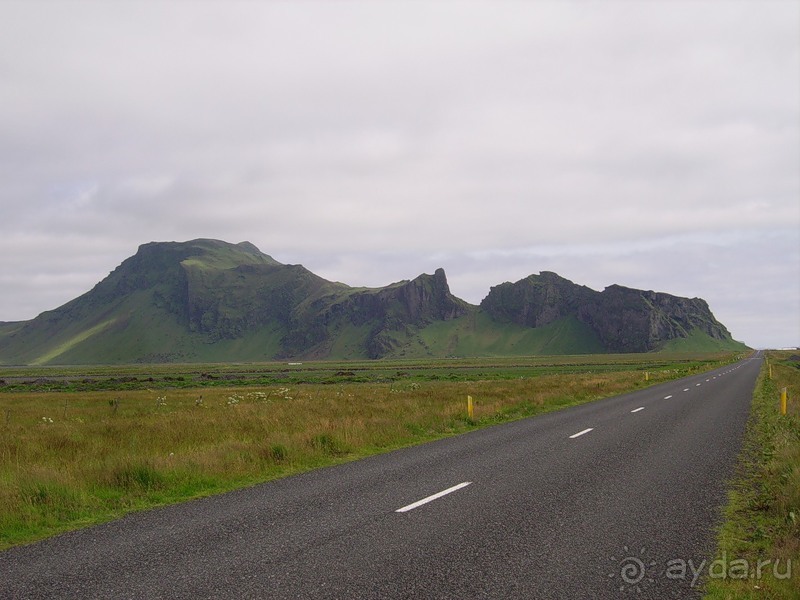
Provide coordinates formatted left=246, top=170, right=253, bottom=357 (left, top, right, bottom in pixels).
left=1, top=354, right=762, bottom=599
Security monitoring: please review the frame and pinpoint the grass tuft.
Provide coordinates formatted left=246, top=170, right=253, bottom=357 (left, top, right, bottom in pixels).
left=108, top=462, right=165, bottom=491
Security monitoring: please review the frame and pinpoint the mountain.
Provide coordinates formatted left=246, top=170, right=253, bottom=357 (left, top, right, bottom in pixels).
left=480, top=272, right=737, bottom=353
left=0, top=239, right=746, bottom=365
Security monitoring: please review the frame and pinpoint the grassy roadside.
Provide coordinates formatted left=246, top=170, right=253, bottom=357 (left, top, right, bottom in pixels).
left=0, top=355, right=736, bottom=551
left=704, top=351, right=800, bottom=599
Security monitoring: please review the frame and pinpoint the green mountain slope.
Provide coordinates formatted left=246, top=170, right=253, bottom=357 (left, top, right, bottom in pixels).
left=0, top=239, right=747, bottom=365
left=409, top=313, right=605, bottom=357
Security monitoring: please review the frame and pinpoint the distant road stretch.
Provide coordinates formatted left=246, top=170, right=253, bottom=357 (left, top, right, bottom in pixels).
left=1, top=353, right=762, bottom=599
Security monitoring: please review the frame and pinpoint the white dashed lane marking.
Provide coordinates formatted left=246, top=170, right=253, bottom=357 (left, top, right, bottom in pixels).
left=569, top=428, right=594, bottom=439
left=395, top=482, right=473, bottom=513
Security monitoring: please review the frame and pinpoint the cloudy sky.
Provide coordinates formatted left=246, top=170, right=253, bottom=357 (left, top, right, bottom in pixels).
left=1, top=1, right=798, bottom=349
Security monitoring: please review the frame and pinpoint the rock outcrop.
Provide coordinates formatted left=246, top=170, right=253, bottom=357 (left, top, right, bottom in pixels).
left=482, top=273, right=734, bottom=353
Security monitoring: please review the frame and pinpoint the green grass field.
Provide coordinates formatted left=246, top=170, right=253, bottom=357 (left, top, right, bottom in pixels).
left=0, top=351, right=733, bottom=392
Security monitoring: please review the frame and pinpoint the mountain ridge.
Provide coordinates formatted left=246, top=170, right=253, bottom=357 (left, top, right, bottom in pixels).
left=0, top=239, right=747, bottom=364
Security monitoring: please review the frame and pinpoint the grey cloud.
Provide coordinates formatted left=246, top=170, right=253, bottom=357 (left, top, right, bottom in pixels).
left=0, top=1, right=797, bottom=348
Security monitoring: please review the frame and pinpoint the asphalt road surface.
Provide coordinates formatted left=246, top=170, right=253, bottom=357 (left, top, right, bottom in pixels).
left=1, top=354, right=762, bottom=599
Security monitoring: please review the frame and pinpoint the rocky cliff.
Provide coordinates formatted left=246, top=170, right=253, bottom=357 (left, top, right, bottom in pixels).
left=481, top=273, right=735, bottom=353
left=288, top=267, right=470, bottom=358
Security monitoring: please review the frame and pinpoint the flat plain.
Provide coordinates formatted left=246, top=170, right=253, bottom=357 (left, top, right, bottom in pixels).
left=0, top=352, right=742, bottom=550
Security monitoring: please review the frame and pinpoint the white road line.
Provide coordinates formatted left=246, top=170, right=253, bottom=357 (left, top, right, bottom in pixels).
left=631, top=407, right=645, bottom=413
left=683, top=389, right=690, bottom=392
left=696, top=383, right=702, bottom=387
left=569, top=428, right=594, bottom=439
left=395, top=482, right=472, bottom=513
left=664, top=395, right=673, bottom=400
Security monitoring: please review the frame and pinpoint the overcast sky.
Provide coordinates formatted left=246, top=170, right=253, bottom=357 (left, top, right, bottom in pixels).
left=1, top=1, right=798, bottom=349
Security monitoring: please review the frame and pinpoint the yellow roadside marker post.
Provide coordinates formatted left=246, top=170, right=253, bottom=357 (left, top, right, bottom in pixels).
left=467, top=395, right=474, bottom=420
left=781, top=388, right=788, bottom=415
